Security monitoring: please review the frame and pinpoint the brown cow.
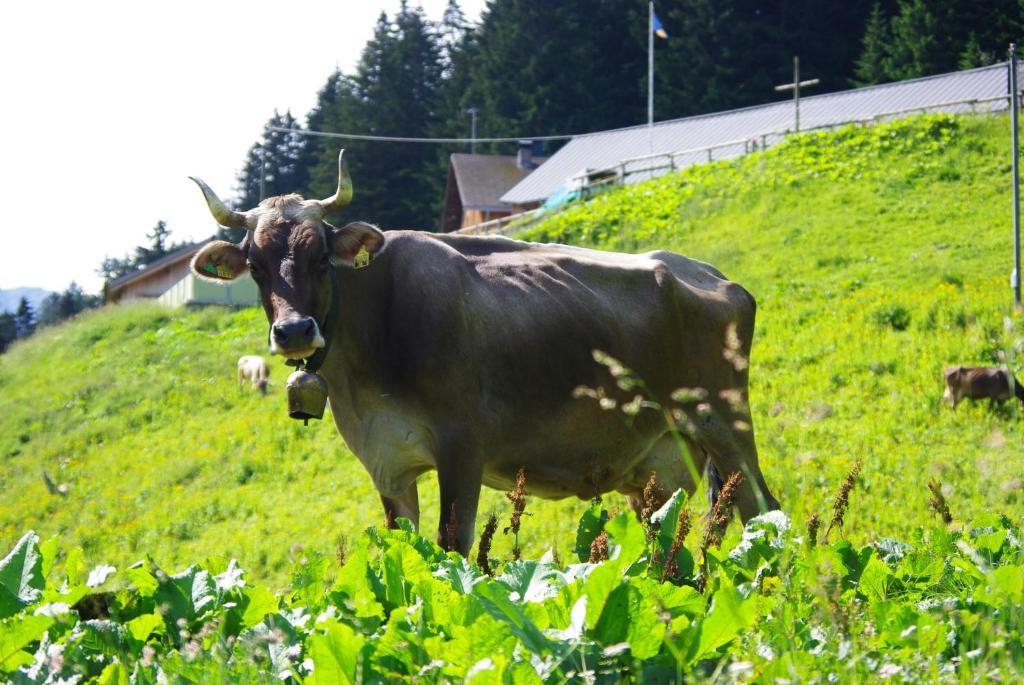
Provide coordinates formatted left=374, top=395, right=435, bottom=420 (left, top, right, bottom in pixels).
left=943, top=365, right=1024, bottom=409
left=188, top=151, right=780, bottom=554
left=237, top=355, right=269, bottom=394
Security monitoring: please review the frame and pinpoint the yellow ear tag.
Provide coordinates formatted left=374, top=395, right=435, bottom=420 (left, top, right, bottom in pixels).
left=353, top=244, right=371, bottom=269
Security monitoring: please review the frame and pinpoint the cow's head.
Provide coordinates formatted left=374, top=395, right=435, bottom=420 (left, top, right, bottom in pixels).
left=189, top=151, right=384, bottom=360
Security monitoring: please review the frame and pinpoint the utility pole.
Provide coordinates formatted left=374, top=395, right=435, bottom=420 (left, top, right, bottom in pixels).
left=1011, top=44, right=1021, bottom=307
left=648, top=2, right=655, bottom=152
left=464, top=107, right=480, bottom=153
left=774, top=56, right=819, bottom=133
left=259, top=124, right=268, bottom=202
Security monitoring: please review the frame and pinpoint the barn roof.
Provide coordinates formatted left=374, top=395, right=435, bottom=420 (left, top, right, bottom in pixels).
left=502, top=62, right=1012, bottom=205
left=105, top=241, right=204, bottom=296
left=450, top=153, right=547, bottom=211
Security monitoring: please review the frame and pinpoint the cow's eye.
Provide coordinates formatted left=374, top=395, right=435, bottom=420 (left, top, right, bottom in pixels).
left=247, top=261, right=264, bottom=281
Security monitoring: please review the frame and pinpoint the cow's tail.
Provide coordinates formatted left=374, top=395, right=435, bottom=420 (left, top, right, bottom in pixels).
left=705, top=460, right=724, bottom=512
left=1015, top=374, right=1024, bottom=404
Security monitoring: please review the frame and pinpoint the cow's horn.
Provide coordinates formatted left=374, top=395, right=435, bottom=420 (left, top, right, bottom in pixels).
left=189, top=177, right=251, bottom=230
left=318, top=150, right=353, bottom=215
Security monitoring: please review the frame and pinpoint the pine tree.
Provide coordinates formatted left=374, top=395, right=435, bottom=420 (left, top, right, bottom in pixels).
left=36, top=293, right=63, bottom=328
left=884, top=0, right=949, bottom=80
left=0, top=311, right=16, bottom=353
left=304, top=5, right=446, bottom=229
left=134, top=220, right=173, bottom=266
left=958, top=33, right=996, bottom=70
left=853, top=4, right=891, bottom=86
left=14, top=297, right=35, bottom=339
left=233, top=111, right=310, bottom=239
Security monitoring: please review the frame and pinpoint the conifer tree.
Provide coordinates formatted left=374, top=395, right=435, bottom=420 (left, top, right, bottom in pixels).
left=853, top=3, right=891, bottom=86
left=0, top=311, right=16, bottom=353
left=14, top=297, right=35, bottom=339
left=304, top=4, right=446, bottom=229
left=233, top=111, right=310, bottom=239
left=884, top=0, right=945, bottom=80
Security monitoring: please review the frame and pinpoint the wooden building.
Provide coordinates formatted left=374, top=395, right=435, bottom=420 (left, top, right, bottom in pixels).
left=440, top=142, right=546, bottom=232
left=105, top=241, right=258, bottom=307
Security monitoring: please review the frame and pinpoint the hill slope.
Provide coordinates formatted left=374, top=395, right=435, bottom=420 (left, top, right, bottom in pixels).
left=1, top=113, right=1021, bottom=588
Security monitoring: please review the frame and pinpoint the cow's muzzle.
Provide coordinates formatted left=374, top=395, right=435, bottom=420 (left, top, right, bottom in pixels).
left=269, top=316, right=325, bottom=358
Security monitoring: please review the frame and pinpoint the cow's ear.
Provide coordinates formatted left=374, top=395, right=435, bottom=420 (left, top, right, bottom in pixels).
left=327, top=221, right=385, bottom=267
left=191, top=240, right=248, bottom=281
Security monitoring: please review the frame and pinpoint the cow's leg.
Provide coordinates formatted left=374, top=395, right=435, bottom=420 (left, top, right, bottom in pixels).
left=688, top=401, right=779, bottom=522
left=380, top=481, right=420, bottom=530
left=436, top=461, right=483, bottom=555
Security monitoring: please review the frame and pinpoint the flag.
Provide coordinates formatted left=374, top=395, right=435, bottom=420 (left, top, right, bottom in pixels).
left=653, top=10, right=668, bottom=39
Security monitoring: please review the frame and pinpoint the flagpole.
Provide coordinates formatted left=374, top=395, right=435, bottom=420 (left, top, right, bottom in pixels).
left=648, top=1, right=654, bottom=152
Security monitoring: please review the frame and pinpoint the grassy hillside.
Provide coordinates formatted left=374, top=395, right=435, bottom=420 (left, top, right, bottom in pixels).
left=522, top=113, right=1024, bottom=535
left=1, top=112, right=1021, bottom=589
left=0, top=305, right=584, bottom=586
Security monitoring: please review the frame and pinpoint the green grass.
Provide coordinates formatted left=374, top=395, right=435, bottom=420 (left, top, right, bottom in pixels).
left=0, top=304, right=585, bottom=587
left=1, top=112, right=1024, bottom=682
left=2, top=113, right=1021, bottom=585
left=522, top=113, right=1024, bottom=539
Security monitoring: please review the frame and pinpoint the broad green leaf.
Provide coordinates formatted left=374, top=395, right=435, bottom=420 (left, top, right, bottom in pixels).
left=0, top=614, right=53, bottom=667
left=604, top=512, right=648, bottom=571
left=151, top=565, right=214, bottom=626
left=628, top=592, right=668, bottom=660
left=125, top=613, right=165, bottom=643
left=858, top=555, right=894, bottom=601
left=582, top=562, right=622, bottom=628
left=333, top=546, right=385, bottom=619
left=381, top=542, right=430, bottom=611
left=64, top=547, right=85, bottom=587
left=591, top=583, right=665, bottom=659
left=575, top=505, right=609, bottom=563
left=434, top=557, right=485, bottom=595
left=0, top=532, right=43, bottom=608
left=76, top=620, right=130, bottom=656
left=592, top=583, right=632, bottom=645
left=636, top=577, right=705, bottom=619
left=38, top=537, right=58, bottom=583
left=97, top=661, right=131, bottom=685
left=125, top=566, right=159, bottom=597
left=832, top=541, right=873, bottom=589
left=978, top=565, right=1024, bottom=607
left=651, top=489, right=688, bottom=553
left=689, top=584, right=755, bottom=664
left=309, top=619, right=365, bottom=685
left=0, top=586, right=25, bottom=621
left=240, top=585, right=279, bottom=629
left=473, top=581, right=550, bottom=655
left=422, top=615, right=516, bottom=678
left=495, top=560, right=564, bottom=603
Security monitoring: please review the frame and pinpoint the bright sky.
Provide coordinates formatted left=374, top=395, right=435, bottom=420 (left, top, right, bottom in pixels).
left=0, top=0, right=486, bottom=294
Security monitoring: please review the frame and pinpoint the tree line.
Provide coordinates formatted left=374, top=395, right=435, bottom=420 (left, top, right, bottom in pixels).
left=0, top=285, right=102, bottom=354
left=219, top=0, right=1021, bottom=241
left=2, top=220, right=187, bottom=353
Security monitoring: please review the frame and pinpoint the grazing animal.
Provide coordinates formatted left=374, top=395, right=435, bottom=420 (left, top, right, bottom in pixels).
left=943, top=365, right=1023, bottom=409
left=237, top=355, right=270, bottom=394
left=188, top=151, right=780, bottom=554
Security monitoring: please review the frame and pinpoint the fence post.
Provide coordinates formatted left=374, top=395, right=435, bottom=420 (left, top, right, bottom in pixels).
left=1012, top=44, right=1022, bottom=307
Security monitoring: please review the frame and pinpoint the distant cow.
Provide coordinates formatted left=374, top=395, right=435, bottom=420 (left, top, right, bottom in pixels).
left=238, top=355, right=269, bottom=394
left=189, top=151, right=780, bottom=555
left=943, top=365, right=1023, bottom=409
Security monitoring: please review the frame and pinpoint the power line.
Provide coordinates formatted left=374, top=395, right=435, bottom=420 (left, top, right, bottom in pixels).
left=267, top=125, right=577, bottom=144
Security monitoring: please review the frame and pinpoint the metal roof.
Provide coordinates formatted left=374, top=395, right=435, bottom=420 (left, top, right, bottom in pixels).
left=502, top=63, right=1014, bottom=205
left=105, top=241, right=204, bottom=293
left=449, top=153, right=547, bottom=211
